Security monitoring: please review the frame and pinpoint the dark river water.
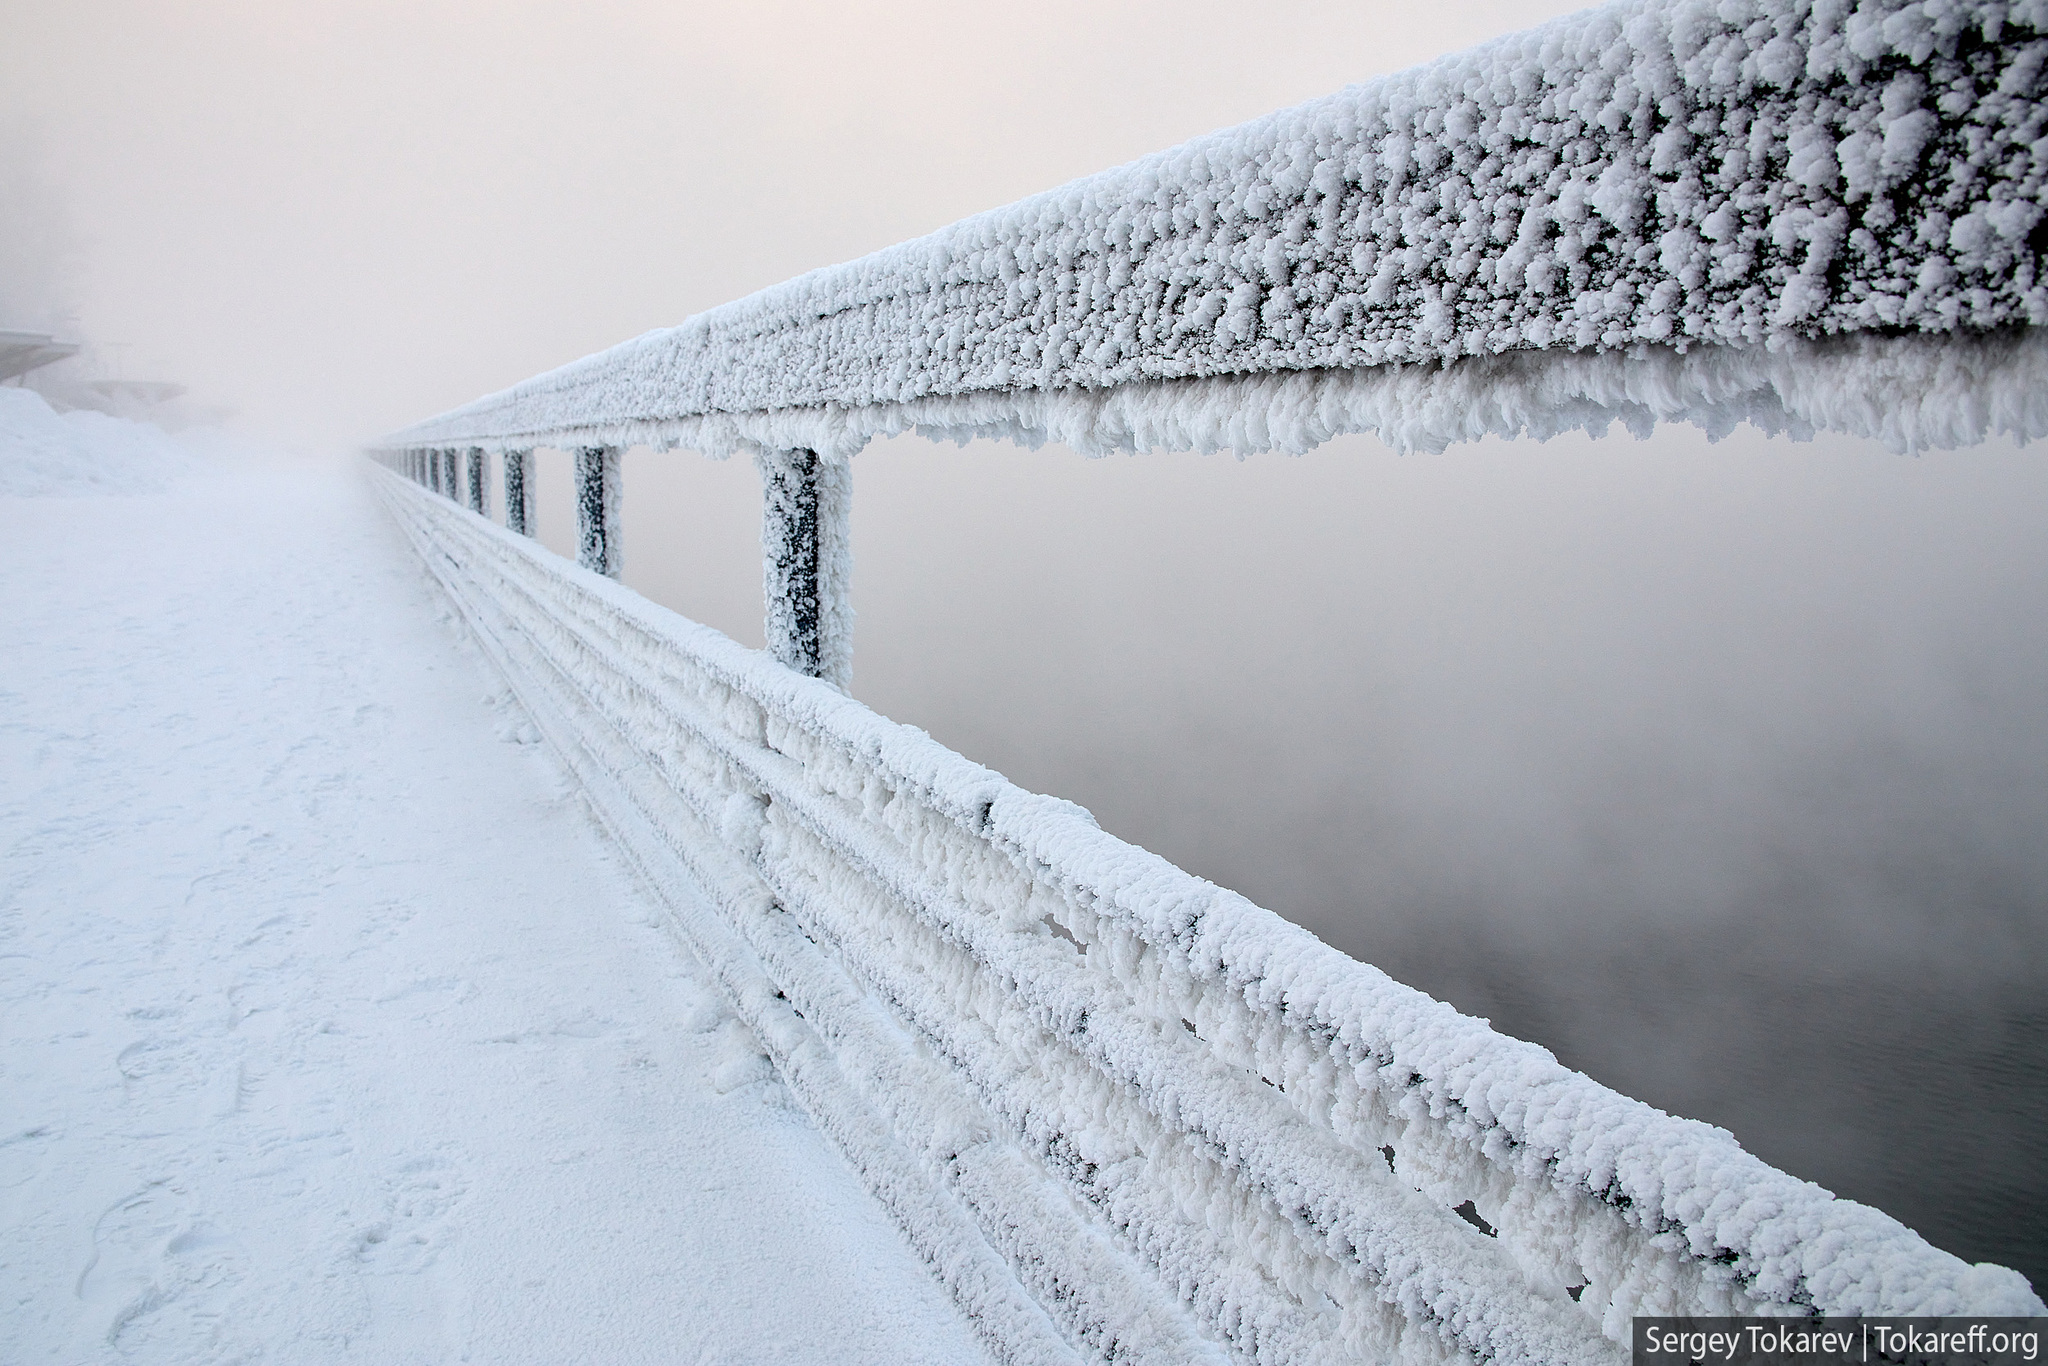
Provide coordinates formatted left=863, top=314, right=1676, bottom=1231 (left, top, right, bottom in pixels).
left=517, top=422, right=2048, bottom=1291
left=1373, top=933, right=2047, bottom=1282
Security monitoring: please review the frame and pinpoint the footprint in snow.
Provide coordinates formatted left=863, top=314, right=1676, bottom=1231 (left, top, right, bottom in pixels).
left=77, top=1182, right=250, bottom=1357
left=344, top=1150, right=474, bottom=1359
left=116, top=1033, right=246, bottom=1122
left=351, top=1151, right=469, bottom=1276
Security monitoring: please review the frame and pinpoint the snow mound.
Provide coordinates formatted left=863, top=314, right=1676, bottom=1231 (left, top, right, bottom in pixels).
left=383, top=0, right=2048, bottom=459
left=0, top=388, right=196, bottom=496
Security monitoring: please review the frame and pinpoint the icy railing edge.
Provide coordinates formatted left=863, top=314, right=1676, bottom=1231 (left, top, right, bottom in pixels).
left=376, top=0, right=2048, bottom=460
left=368, top=463, right=2041, bottom=1326
left=377, top=328, right=2048, bottom=463
left=669, top=628, right=2048, bottom=1324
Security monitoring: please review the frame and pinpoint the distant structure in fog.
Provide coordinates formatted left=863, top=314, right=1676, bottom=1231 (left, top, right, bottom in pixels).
left=2, top=330, right=210, bottom=426
left=0, top=329, right=79, bottom=384
left=79, top=378, right=190, bottom=422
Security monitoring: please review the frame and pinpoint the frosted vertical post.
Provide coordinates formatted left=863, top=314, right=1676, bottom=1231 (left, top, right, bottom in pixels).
left=573, top=446, right=621, bottom=577
left=464, top=449, right=487, bottom=515
left=503, top=449, right=534, bottom=536
left=755, top=447, right=853, bottom=689
left=443, top=450, right=460, bottom=499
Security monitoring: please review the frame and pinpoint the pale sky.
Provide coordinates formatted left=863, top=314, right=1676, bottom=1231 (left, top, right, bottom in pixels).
left=4, top=0, right=1589, bottom=447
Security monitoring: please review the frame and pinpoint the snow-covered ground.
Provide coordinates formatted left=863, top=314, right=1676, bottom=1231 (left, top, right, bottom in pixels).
left=0, top=395, right=995, bottom=1364
left=0, top=388, right=197, bottom=497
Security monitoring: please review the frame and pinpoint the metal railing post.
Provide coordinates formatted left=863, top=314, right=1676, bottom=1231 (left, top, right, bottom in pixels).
left=465, top=448, right=487, bottom=515
left=503, top=449, right=534, bottom=536
left=755, top=447, right=852, bottom=688
left=573, top=446, right=621, bottom=577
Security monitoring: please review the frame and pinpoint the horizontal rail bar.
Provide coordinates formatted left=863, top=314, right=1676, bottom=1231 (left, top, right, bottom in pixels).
left=374, top=0, right=2048, bottom=462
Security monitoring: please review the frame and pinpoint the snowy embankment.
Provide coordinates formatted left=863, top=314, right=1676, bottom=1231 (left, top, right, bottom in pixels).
left=373, top=468, right=2042, bottom=1366
left=0, top=408, right=996, bottom=1363
left=382, top=0, right=2048, bottom=461
left=0, top=388, right=196, bottom=495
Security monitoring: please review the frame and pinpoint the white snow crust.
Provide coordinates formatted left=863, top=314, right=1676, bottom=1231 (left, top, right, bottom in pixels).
left=374, top=467, right=2044, bottom=1366
left=0, top=386, right=195, bottom=495
left=381, top=0, right=2048, bottom=460
left=1, top=444, right=1000, bottom=1364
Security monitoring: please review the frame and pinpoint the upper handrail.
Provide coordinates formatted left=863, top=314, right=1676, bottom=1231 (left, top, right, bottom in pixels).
left=378, top=0, right=2048, bottom=462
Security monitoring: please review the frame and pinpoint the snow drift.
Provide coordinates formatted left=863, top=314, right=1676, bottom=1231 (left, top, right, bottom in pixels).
left=0, top=387, right=194, bottom=496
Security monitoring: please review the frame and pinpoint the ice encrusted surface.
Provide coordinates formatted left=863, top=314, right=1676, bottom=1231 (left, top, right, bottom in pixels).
left=384, top=0, right=2048, bottom=458
left=375, top=467, right=2042, bottom=1366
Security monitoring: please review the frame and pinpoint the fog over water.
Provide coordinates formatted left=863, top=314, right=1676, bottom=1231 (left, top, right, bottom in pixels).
left=533, top=429, right=2048, bottom=1285
left=9, top=0, right=2044, bottom=1294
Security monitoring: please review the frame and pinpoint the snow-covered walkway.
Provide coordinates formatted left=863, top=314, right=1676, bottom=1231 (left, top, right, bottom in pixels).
left=1, top=451, right=995, bottom=1364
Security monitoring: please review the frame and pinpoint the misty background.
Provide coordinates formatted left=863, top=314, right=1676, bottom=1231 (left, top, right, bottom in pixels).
left=7, top=0, right=2043, bottom=1286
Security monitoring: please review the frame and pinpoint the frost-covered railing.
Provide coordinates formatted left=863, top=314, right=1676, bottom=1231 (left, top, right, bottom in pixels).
left=370, top=0, right=2045, bottom=1360
left=368, top=467, right=2039, bottom=1366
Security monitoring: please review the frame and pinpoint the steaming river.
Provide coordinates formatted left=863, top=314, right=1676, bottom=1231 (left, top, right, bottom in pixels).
left=518, top=422, right=2048, bottom=1292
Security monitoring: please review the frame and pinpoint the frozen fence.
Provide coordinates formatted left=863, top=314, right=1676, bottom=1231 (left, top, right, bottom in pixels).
left=368, top=467, right=2037, bottom=1366
left=370, top=0, right=2045, bottom=1360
